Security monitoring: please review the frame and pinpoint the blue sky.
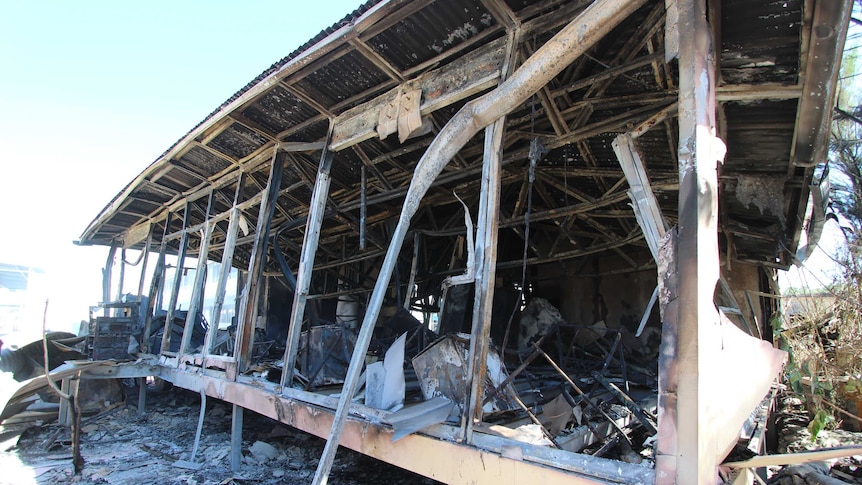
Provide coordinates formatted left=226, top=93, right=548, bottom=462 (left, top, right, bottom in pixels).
left=0, top=1, right=362, bottom=329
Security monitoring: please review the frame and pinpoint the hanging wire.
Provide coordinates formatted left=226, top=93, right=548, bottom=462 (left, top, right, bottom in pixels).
left=501, top=90, right=546, bottom=354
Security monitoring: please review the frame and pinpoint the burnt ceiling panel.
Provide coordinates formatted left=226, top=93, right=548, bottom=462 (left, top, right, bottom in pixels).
left=330, top=150, right=362, bottom=189
left=150, top=176, right=185, bottom=195
left=281, top=119, right=329, bottom=143
left=723, top=99, right=797, bottom=173
left=367, top=0, right=495, bottom=71
left=108, top=212, right=142, bottom=228
left=158, top=166, right=205, bottom=192
left=177, top=146, right=234, bottom=177
left=634, top=130, right=677, bottom=173
left=293, top=51, right=392, bottom=109
left=208, top=123, right=269, bottom=160
left=241, top=85, right=320, bottom=134
left=720, top=0, right=802, bottom=84
left=124, top=199, right=162, bottom=216
left=131, top=183, right=175, bottom=204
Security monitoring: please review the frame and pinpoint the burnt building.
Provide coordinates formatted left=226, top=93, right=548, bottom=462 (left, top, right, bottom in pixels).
left=77, top=0, right=851, bottom=483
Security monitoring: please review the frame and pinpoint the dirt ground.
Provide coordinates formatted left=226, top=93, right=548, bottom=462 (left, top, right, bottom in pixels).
left=1, top=381, right=441, bottom=485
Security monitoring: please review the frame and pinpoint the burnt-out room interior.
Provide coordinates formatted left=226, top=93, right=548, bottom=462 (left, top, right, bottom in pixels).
left=74, top=0, right=851, bottom=483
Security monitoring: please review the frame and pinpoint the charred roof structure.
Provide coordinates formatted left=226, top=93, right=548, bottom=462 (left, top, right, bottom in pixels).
left=77, top=0, right=851, bottom=483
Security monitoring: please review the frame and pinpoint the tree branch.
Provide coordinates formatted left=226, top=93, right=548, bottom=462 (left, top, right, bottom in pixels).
left=835, top=106, right=862, bottom=127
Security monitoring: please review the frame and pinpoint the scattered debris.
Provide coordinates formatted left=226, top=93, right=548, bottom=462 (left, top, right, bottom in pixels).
left=248, top=440, right=279, bottom=461
left=364, top=332, right=406, bottom=412
left=386, top=396, right=455, bottom=442
left=412, top=333, right=518, bottom=414
left=0, top=333, right=84, bottom=382
left=1, top=386, right=441, bottom=485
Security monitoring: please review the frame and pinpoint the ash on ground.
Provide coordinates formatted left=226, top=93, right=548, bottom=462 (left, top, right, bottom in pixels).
left=1, top=383, right=441, bottom=485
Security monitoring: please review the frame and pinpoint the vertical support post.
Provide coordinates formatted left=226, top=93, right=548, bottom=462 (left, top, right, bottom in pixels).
left=655, top=0, right=721, bottom=482
left=135, top=224, right=156, bottom=413
left=102, top=242, right=118, bottom=316
left=136, top=224, right=155, bottom=301
left=181, top=191, right=215, bottom=356
left=161, top=202, right=192, bottom=354
left=141, top=212, right=173, bottom=354
left=117, top=248, right=126, bottom=304
left=403, top=233, right=419, bottom=310
left=234, top=150, right=285, bottom=373
left=463, top=115, right=505, bottom=442
left=137, top=377, right=147, bottom=416
left=230, top=404, right=243, bottom=472
left=235, top=271, right=245, bottom=327
left=204, top=174, right=245, bottom=358
left=359, top=164, right=367, bottom=251
left=191, top=388, right=207, bottom=461
left=258, top=276, right=271, bottom=331
left=281, top=124, right=336, bottom=387
left=464, top=27, right=516, bottom=443
left=59, top=377, right=71, bottom=426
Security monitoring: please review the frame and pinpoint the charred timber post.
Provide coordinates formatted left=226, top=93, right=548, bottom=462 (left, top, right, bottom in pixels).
left=404, top=232, right=420, bottom=310
left=281, top=123, right=336, bottom=388
left=161, top=202, right=192, bottom=354
left=135, top=223, right=154, bottom=301
left=463, top=115, right=505, bottom=442
left=102, top=241, right=118, bottom=316
left=181, top=190, right=215, bottom=355
left=234, top=149, right=285, bottom=374
left=230, top=403, right=243, bottom=472
left=311, top=1, right=648, bottom=483
left=135, top=224, right=153, bottom=416
left=141, top=212, right=172, bottom=354
left=359, top=165, right=367, bottom=251
left=116, top=249, right=125, bottom=306
left=203, top=174, right=245, bottom=359
left=464, top=26, right=518, bottom=443
left=656, top=0, right=722, bottom=482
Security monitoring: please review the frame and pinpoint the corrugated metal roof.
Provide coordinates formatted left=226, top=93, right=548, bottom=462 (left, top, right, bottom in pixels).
left=80, top=0, right=848, bottom=272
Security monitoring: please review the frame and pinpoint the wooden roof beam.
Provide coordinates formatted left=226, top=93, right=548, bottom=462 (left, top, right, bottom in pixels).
left=576, top=140, right=610, bottom=193
left=715, top=84, right=802, bottom=102
left=551, top=52, right=664, bottom=98
left=583, top=1, right=666, bottom=99
left=330, top=36, right=508, bottom=150
left=352, top=144, right=393, bottom=191
left=275, top=114, right=327, bottom=141
left=479, top=0, right=520, bottom=30
left=227, top=111, right=278, bottom=142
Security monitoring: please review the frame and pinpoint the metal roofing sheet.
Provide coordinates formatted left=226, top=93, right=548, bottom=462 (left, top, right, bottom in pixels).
left=367, top=0, right=495, bottom=71
left=241, top=85, right=321, bottom=135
